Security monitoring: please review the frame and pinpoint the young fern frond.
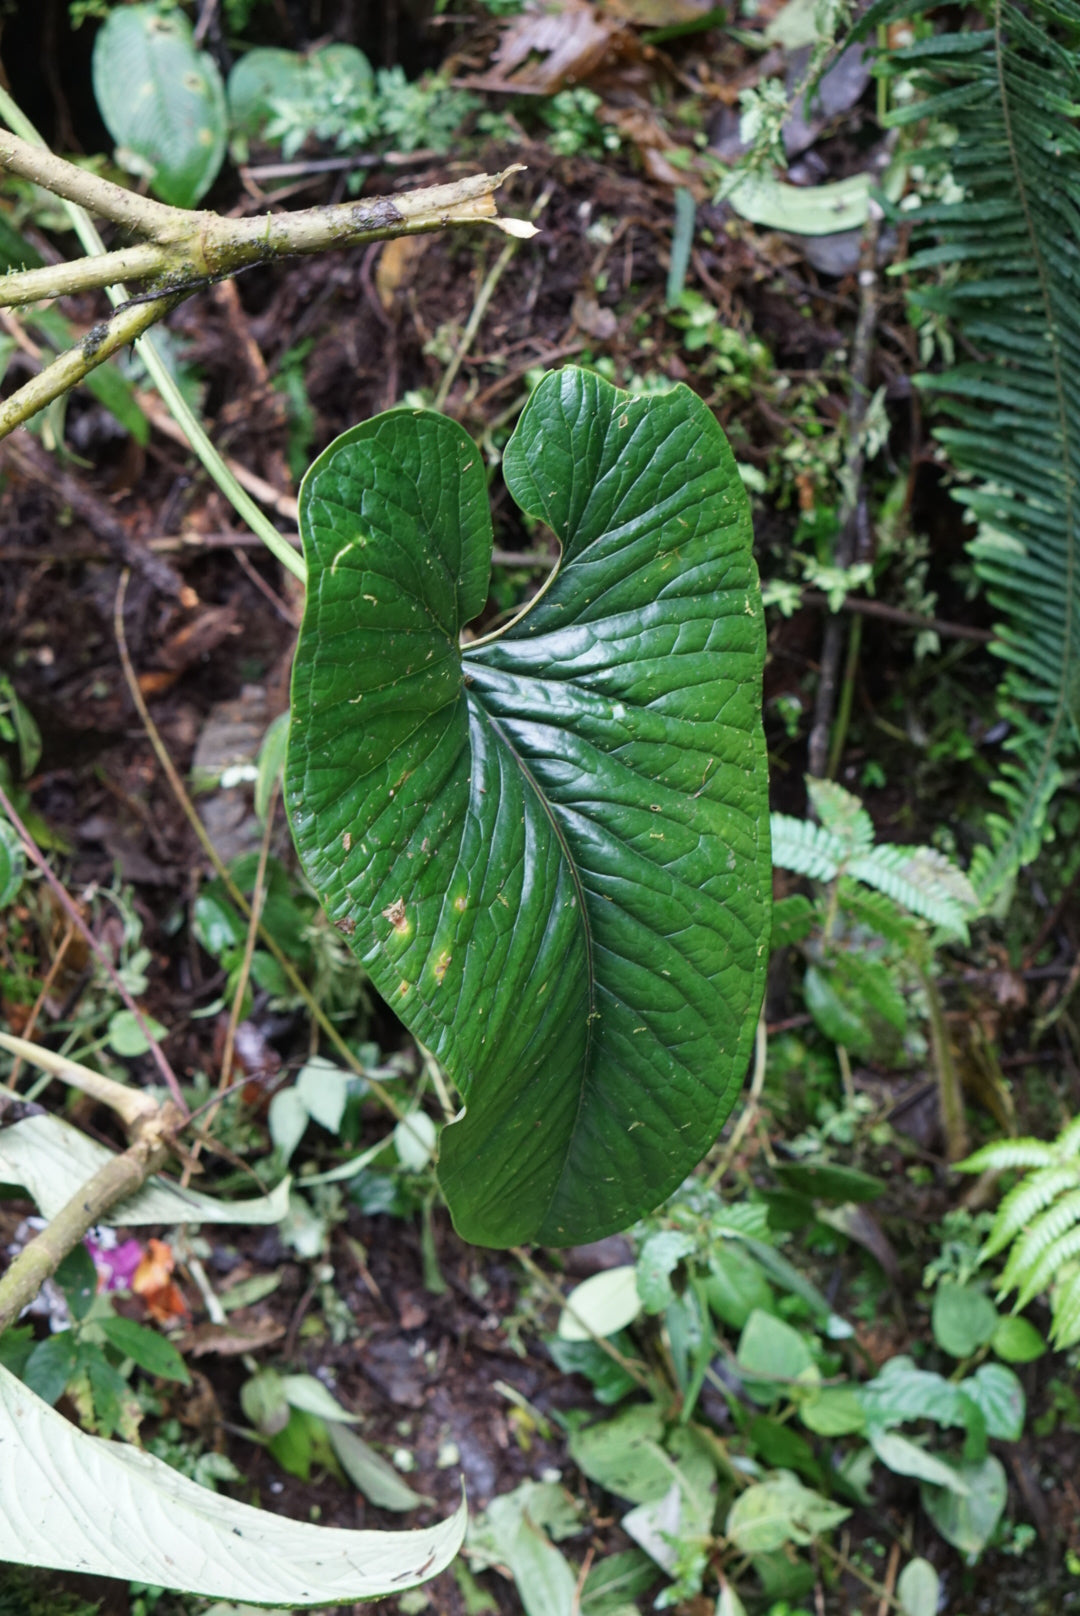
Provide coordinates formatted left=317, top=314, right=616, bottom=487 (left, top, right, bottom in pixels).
left=1014, top=1225, right=1080, bottom=1312
left=769, top=814, right=847, bottom=882
left=981, top=1163, right=1080, bottom=1258
left=998, top=1188, right=1080, bottom=1293
left=1053, top=1115, right=1080, bottom=1158
left=804, top=778, right=875, bottom=856
left=859, top=0, right=1080, bottom=901
left=1051, top=1270, right=1080, bottom=1349
left=962, top=1116, right=1080, bottom=1344
left=846, top=844, right=977, bottom=936
left=959, top=1139, right=1059, bottom=1176
left=771, top=781, right=977, bottom=935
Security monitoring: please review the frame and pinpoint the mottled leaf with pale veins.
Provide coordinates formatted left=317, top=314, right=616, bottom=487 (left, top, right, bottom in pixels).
left=285, top=367, right=769, bottom=1246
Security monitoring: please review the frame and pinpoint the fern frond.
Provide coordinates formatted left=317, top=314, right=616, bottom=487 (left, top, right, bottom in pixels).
left=983, top=1163, right=1080, bottom=1260
left=1049, top=1268, right=1080, bottom=1349
left=957, top=1138, right=1059, bottom=1175
left=876, top=0, right=1080, bottom=900
left=769, top=813, right=845, bottom=882
left=847, top=844, right=977, bottom=936
left=1015, top=1224, right=1080, bottom=1310
left=998, top=1188, right=1080, bottom=1293
left=1053, top=1115, right=1080, bottom=1159
left=836, top=881, right=920, bottom=951
left=804, top=778, right=875, bottom=857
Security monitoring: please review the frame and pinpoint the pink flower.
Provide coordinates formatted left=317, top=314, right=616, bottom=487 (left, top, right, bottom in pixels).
left=85, top=1236, right=144, bottom=1292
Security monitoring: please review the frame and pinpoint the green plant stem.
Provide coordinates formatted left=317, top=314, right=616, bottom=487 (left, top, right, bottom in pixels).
left=0, top=1032, right=157, bottom=1129
left=510, top=1245, right=655, bottom=1395
left=827, top=613, right=862, bottom=780
left=112, top=573, right=404, bottom=1122
left=0, top=291, right=179, bottom=440
left=0, top=1113, right=174, bottom=1334
left=916, top=958, right=967, bottom=1160
left=0, top=779, right=188, bottom=1115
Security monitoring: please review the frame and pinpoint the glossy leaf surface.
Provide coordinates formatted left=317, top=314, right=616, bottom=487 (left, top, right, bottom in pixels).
left=286, top=368, right=769, bottom=1245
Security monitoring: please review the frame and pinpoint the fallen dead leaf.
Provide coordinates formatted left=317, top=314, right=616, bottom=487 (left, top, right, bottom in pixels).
left=178, top=1317, right=287, bottom=1357
left=463, top=0, right=634, bottom=93
left=376, top=235, right=433, bottom=311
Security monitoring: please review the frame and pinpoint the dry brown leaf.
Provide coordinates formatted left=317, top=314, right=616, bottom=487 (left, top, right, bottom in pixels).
left=376, top=235, right=433, bottom=312
left=603, top=105, right=709, bottom=195
left=465, top=0, right=633, bottom=93
left=179, top=1317, right=286, bottom=1357
left=606, top=0, right=718, bottom=21
left=571, top=293, right=619, bottom=340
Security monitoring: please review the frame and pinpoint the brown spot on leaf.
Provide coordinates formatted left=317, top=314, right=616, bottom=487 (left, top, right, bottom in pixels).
left=382, top=897, right=408, bottom=933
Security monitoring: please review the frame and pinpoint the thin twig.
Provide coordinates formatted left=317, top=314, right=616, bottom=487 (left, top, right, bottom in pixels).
left=434, top=183, right=550, bottom=412
left=876, top=1540, right=902, bottom=1616
left=4, top=920, right=75, bottom=1089
left=511, top=1245, right=654, bottom=1393
left=800, top=590, right=993, bottom=645
left=807, top=215, right=881, bottom=781
left=707, top=1013, right=767, bottom=1188
left=112, top=573, right=404, bottom=1123
left=220, top=790, right=277, bottom=1104
left=916, top=958, right=967, bottom=1160
left=0, top=1107, right=178, bottom=1333
left=0, top=1031, right=158, bottom=1129
left=0, top=781, right=188, bottom=1115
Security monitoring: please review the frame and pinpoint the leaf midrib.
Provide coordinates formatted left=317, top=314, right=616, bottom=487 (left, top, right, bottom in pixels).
left=475, top=699, right=597, bottom=1201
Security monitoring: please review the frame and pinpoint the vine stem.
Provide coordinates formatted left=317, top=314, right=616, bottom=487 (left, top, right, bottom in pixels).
left=0, top=89, right=304, bottom=579
left=0, top=1031, right=157, bottom=1130
left=0, top=92, right=532, bottom=579
left=0, top=779, right=188, bottom=1115
left=112, top=572, right=404, bottom=1123
left=0, top=1113, right=178, bottom=1334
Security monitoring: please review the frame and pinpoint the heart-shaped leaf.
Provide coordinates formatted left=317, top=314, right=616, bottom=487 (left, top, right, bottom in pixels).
left=286, top=367, right=769, bottom=1246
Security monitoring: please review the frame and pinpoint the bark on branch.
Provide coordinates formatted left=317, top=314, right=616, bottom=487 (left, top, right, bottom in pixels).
left=0, top=139, right=533, bottom=308
left=0, top=144, right=533, bottom=439
left=0, top=1107, right=180, bottom=1335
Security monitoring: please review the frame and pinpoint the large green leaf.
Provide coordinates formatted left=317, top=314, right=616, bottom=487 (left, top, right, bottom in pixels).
left=285, top=368, right=769, bottom=1246
left=0, top=1363, right=464, bottom=1602
left=92, top=2, right=226, bottom=207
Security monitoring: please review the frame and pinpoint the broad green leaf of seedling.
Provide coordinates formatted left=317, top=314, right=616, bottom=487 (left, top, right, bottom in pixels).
left=286, top=367, right=770, bottom=1247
